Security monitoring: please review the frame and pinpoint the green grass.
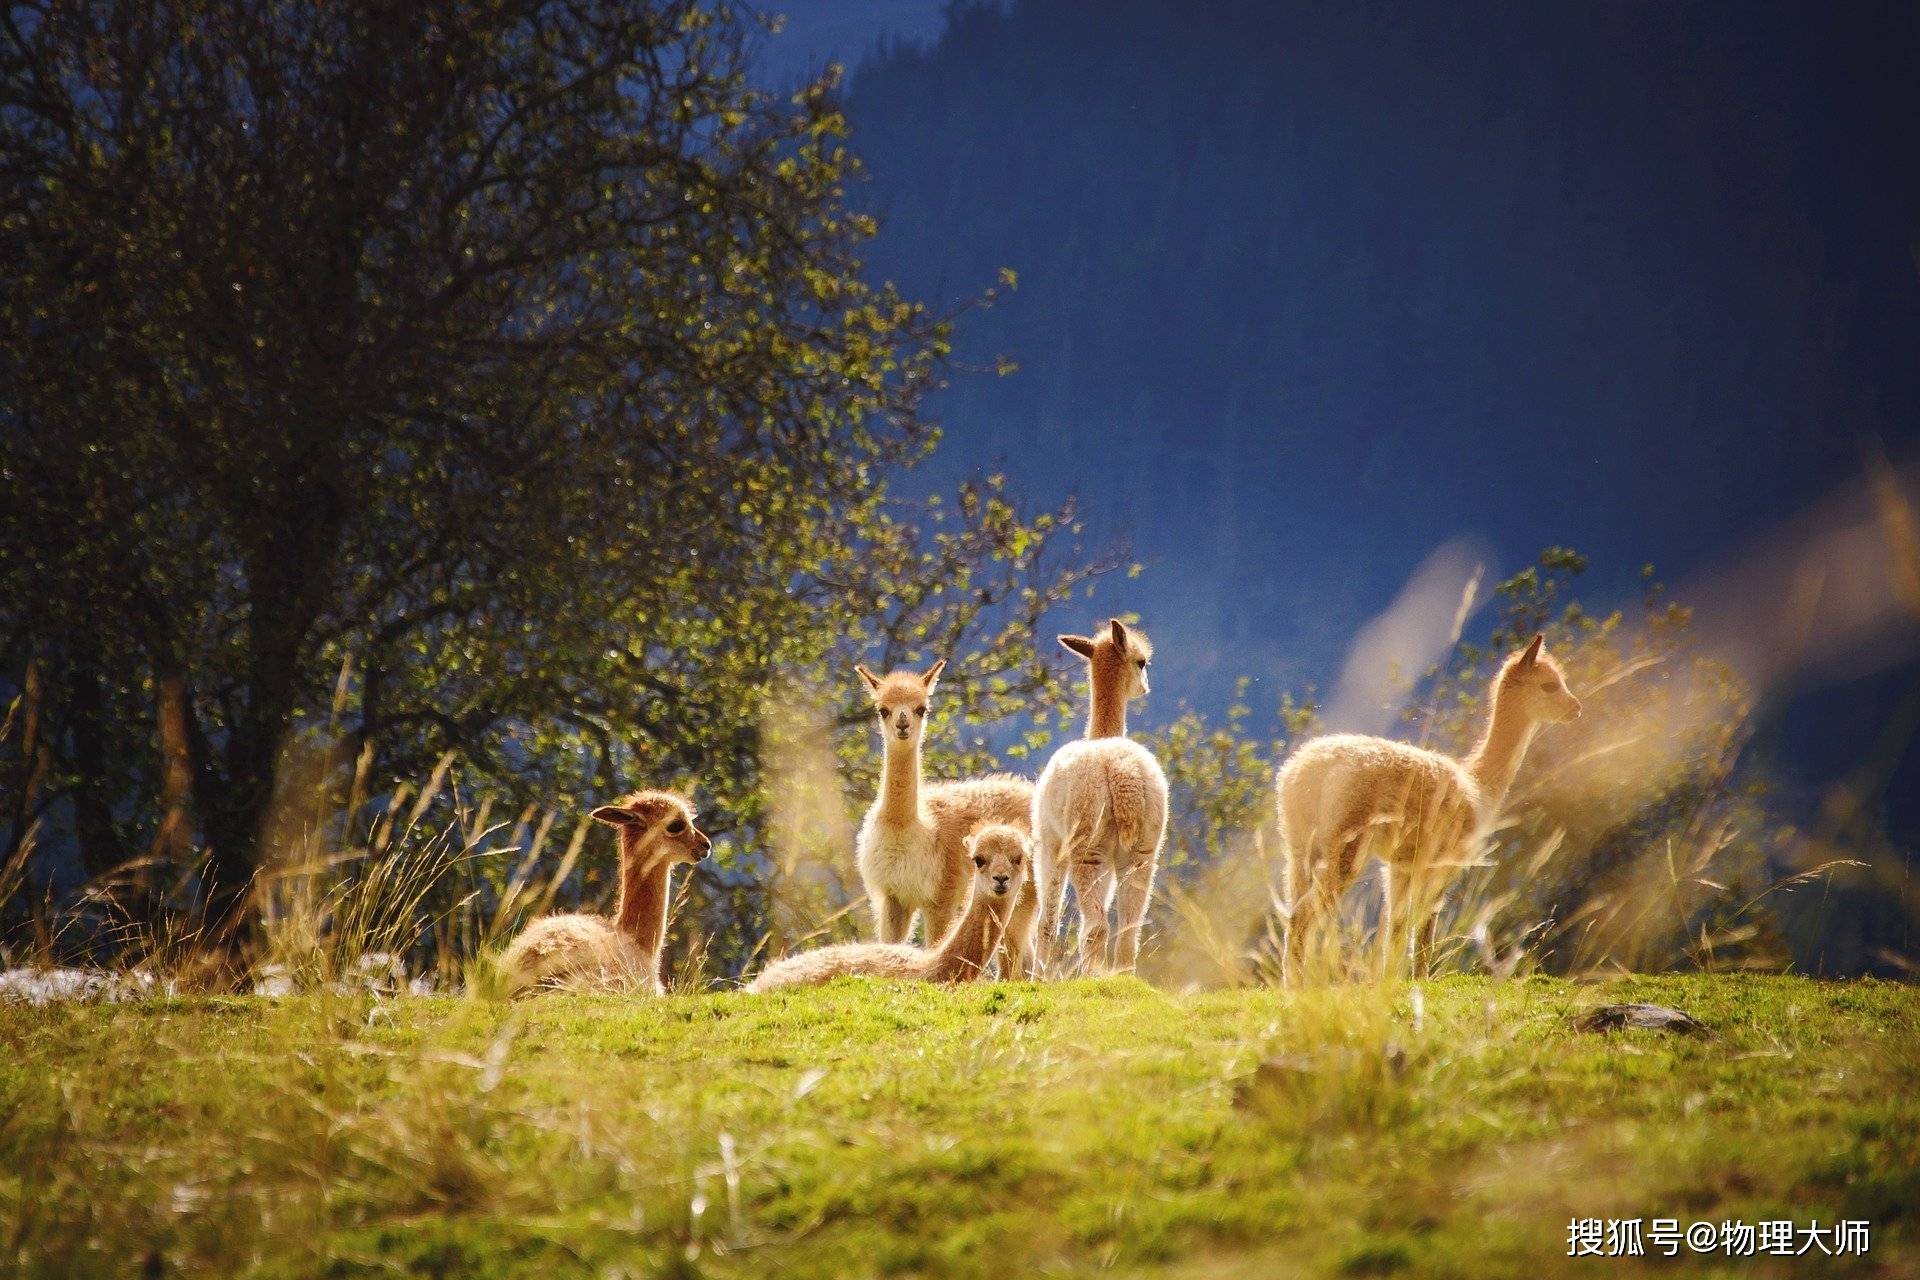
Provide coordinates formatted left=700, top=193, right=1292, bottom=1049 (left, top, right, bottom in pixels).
left=2, top=975, right=1915, bottom=1278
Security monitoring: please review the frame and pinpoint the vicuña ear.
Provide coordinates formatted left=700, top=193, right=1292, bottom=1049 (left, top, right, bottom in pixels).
left=1058, top=634, right=1097, bottom=660
left=1109, top=618, right=1127, bottom=648
left=920, top=658, right=946, bottom=689
left=854, top=664, right=882, bottom=693
left=1520, top=633, right=1545, bottom=666
left=590, top=805, right=641, bottom=827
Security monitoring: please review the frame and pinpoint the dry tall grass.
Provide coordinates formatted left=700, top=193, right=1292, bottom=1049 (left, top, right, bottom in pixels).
left=1144, top=509, right=1911, bottom=991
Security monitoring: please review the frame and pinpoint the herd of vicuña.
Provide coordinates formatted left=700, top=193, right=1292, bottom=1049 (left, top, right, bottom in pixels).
left=499, top=620, right=1578, bottom=994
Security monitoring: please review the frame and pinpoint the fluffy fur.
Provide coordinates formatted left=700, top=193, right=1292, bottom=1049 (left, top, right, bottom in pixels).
left=1277, top=633, right=1582, bottom=980
left=750, top=825, right=1031, bottom=992
left=497, top=789, right=710, bottom=996
left=853, top=661, right=1037, bottom=968
left=494, top=913, right=656, bottom=994
left=1032, top=619, right=1170, bottom=973
left=927, top=775, right=1040, bottom=975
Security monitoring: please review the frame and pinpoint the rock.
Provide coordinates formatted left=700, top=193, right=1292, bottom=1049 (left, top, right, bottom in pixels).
left=0, top=967, right=166, bottom=1004
left=1574, top=1002, right=1710, bottom=1036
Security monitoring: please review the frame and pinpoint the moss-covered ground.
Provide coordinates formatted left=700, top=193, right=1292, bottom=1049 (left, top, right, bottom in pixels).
left=2, top=975, right=1915, bottom=1278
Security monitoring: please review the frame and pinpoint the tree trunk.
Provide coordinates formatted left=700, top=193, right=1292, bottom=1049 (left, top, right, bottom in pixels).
left=65, top=642, right=128, bottom=882
left=198, top=511, right=341, bottom=945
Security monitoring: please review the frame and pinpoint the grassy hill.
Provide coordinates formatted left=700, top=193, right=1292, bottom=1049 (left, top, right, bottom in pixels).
left=2, top=975, right=1915, bottom=1278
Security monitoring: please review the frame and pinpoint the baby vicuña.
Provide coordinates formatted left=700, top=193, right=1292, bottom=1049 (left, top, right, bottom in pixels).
left=749, top=824, right=1031, bottom=991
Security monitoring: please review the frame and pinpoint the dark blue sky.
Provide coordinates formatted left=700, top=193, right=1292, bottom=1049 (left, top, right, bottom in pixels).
left=758, top=2, right=1920, bottom=817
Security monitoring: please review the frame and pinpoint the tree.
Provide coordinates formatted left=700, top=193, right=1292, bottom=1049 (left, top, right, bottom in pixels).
left=0, top=0, right=1107, bottom=948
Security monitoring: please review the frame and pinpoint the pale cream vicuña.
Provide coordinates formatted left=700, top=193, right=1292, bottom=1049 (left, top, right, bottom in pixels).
left=1032, top=619, right=1169, bottom=974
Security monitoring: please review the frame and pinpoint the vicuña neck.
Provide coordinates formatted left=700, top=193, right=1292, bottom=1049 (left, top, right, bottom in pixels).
left=1464, top=688, right=1538, bottom=813
left=614, top=848, right=673, bottom=971
left=920, top=889, right=1010, bottom=982
left=1087, top=670, right=1128, bottom=739
left=874, top=735, right=923, bottom=823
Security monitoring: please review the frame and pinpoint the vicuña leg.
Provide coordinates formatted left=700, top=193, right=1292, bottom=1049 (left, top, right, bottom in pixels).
left=1111, top=854, right=1158, bottom=973
left=1410, top=869, right=1445, bottom=979
left=1069, top=859, right=1114, bottom=973
left=1035, top=826, right=1070, bottom=971
left=1284, top=903, right=1314, bottom=985
left=875, top=894, right=912, bottom=945
left=924, top=881, right=967, bottom=947
left=1286, top=829, right=1361, bottom=986
left=1000, top=883, right=1037, bottom=979
left=1377, top=860, right=1400, bottom=983
left=1282, top=845, right=1319, bottom=987
left=1280, top=800, right=1321, bottom=985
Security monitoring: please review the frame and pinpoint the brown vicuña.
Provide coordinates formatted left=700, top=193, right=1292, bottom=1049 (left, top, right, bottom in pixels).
left=1276, top=633, right=1582, bottom=982
left=496, top=789, right=710, bottom=995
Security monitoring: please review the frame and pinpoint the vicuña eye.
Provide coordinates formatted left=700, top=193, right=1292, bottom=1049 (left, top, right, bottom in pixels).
left=666, top=819, right=686, bottom=835
left=913, top=706, right=926, bottom=717
left=972, top=855, right=986, bottom=868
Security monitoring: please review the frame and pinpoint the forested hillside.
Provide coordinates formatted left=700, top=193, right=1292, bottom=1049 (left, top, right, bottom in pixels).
left=844, top=0, right=1920, bottom=695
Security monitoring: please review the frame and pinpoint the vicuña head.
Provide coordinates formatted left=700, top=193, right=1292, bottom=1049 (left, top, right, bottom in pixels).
left=1060, top=617, right=1152, bottom=700
left=1492, top=632, right=1582, bottom=726
left=964, top=823, right=1031, bottom=906
left=590, top=789, right=713, bottom=870
left=855, top=659, right=944, bottom=747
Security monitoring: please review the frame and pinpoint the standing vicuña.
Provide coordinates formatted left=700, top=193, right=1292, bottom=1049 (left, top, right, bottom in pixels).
left=749, top=824, right=1031, bottom=991
left=1032, top=619, right=1169, bottom=974
left=496, top=790, right=710, bottom=995
left=853, top=661, right=1038, bottom=972
left=1276, top=633, right=1581, bottom=982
